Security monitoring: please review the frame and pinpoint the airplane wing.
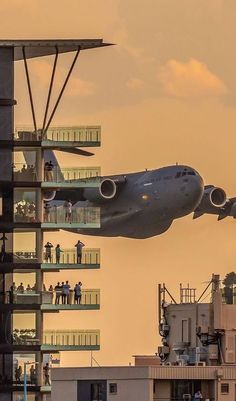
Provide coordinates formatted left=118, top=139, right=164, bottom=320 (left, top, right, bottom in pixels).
left=193, top=185, right=236, bottom=221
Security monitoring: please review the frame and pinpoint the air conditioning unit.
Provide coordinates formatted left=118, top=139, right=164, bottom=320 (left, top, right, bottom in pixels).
left=195, top=361, right=206, bottom=366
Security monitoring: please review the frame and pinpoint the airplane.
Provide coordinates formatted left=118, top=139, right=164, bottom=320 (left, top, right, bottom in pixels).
left=42, top=152, right=236, bottom=239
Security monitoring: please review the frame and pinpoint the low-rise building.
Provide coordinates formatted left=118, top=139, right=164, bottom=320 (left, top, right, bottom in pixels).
left=52, top=274, right=236, bottom=401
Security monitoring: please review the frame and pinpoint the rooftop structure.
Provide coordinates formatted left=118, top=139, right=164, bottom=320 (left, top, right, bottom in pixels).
left=0, top=38, right=110, bottom=401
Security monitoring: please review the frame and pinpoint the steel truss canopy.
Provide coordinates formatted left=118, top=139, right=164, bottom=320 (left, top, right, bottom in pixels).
left=0, top=39, right=112, bottom=60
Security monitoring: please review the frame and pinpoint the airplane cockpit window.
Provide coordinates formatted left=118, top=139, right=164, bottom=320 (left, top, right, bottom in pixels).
left=187, top=171, right=196, bottom=176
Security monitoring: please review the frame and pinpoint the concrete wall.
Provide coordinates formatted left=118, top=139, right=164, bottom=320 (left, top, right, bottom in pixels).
left=165, top=303, right=211, bottom=362
left=107, top=379, right=153, bottom=401
left=154, top=379, right=171, bottom=400
left=52, top=379, right=77, bottom=401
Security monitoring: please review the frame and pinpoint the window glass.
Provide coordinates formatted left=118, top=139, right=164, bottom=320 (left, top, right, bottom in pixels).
left=109, top=383, right=117, bottom=394
left=221, top=383, right=229, bottom=393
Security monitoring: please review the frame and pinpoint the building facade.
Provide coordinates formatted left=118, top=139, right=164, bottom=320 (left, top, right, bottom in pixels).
left=52, top=274, right=236, bottom=401
left=0, top=39, right=109, bottom=401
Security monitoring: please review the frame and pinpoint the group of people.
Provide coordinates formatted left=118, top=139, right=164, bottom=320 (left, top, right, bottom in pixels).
left=14, top=363, right=50, bottom=386
left=43, top=200, right=73, bottom=223
left=8, top=281, right=83, bottom=305
left=44, top=240, right=85, bottom=264
left=54, top=281, right=83, bottom=304
left=13, top=163, right=37, bottom=181
left=15, top=200, right=36, bottom=222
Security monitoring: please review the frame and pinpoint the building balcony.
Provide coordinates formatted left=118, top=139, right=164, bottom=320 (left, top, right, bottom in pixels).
left=13, top=205, right=100, bottom=229
left=42, top=206, right=100, bottom=229
left=13, top=163, right=101, bottom=188
left=42, top=166, right=101, bottom=188
left=12, top=329, right=100, bottom=351
left=41, top=289, right=100, bottom=311
left=42, top=248, right=100, bottom=270
left=42, top=329, right=100, bottom=351
left=14, top=126, right=101, bottom=148
left=1, top=289, right=100, bottom=311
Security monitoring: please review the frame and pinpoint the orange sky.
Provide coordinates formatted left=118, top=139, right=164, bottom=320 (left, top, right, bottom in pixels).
left=3, top=0, right=236, bottom=366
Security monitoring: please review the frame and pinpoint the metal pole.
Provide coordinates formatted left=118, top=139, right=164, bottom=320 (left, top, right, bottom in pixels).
left=42, top=47, right=59, bottom=136
left=23, top=363, right=27, bottom=401
left=44, top=47, right=80, bottom=132
left=22, top=47, right=37, bottom=133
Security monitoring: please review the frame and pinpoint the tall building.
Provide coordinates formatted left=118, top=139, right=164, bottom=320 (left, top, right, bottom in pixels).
left=0, top=40, right=110, bottom=401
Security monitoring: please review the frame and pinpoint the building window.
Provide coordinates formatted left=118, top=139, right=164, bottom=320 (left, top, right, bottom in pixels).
left=109, top=383, right=117, bottom=394
left=221, top=383, right=229, bottom=394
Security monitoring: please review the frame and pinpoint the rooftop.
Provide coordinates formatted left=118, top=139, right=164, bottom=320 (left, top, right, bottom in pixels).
left=0, top=39, right=112, bottom=60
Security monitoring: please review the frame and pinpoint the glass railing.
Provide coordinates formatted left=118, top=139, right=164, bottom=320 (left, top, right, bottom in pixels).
left=14, top=201, right=38, bottom=223
left=14, top=126, right=101, bottom=143
left=3, top=288, right=100, bottom=306
left=12, top=329, right=100, bottom=347
left=14, top=251, right=37, bottom=262
left=13, top=163, right=38, bottom=182
left=43, top=206, right=100, bottom=225
left=42, top=288, right=100, bottom=306
left=43, top=248, right=100, bottom=265
left=3, top=290, right=41, bottom=305
left=13, top=329, right=38, bottom=345
left=43, top=329, right=100, bottom=347
left=43, top=166, right=100, bottom=183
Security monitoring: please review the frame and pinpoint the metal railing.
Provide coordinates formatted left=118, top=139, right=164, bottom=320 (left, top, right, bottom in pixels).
left=43, top=329, right=100, bottom=347
left=14, top=126, right=101, bottom=143
left=43, top=166, right=101, bottom=183
left=43, top=206, right=100, bottom=225
left=43, top=248, right=100, bottom=264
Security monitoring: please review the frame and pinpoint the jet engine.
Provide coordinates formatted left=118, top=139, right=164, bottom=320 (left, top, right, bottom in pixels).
left=43, top=190, right=57, bottom=202
left=199, top=186, right=227, bottom=209
left=83, top=178, right=117, bottom=202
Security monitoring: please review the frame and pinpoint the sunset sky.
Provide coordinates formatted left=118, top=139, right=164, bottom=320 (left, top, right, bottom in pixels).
left=3, top=0, right=236, bottom=366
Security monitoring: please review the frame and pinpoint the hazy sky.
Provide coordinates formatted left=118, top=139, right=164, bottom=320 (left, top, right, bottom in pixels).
left=3, top=0, right=236, bottom=366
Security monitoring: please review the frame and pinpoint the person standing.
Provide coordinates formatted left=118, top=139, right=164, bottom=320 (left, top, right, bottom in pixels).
left=30, top=365, right=36, bottom=385
left=44, top=242, right=53, bottom=263
left=44, top=160, right=54, bottom=181
left=74, top=240, right=85, bottom=264
left=54, top=282, right=62, bottom=304
left=64, top=200, right=72, bottom=223
left=55, top=244, right=63, bottom=264
left=43, top=363, right=50, bottom=386
left=63, top=281, right=71, bottom=304
left=43, top=202, right=51, bottom=223
left=74, top=282, right=82, bottom=304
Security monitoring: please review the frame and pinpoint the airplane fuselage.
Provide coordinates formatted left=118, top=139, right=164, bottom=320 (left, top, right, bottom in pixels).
left=76, top=165, right=204, bottom=239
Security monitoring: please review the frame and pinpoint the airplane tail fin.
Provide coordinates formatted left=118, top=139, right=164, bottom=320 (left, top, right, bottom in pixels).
left=23, top=150, right=64, bottom=181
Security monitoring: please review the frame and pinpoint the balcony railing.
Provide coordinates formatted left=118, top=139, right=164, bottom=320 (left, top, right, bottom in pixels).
left=14, top=126, right=101, bottom=144
left=43, top=248, right=100, bottom=265
left=13, top=204, right=100, bottom=226
left=43, top=329, right=100, bottom=347
left=43, top=206, right=100, bottom=225
left=13, top=248, right=100, bottom=265
left=12, top=329, right=100, bottom=349
left=3, top=289, right=100, bottom=306
left=43, top=166, right=101, bottom=183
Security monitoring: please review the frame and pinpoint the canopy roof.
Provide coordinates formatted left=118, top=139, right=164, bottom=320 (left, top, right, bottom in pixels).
left=0, top=39, right=112, bottom=60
